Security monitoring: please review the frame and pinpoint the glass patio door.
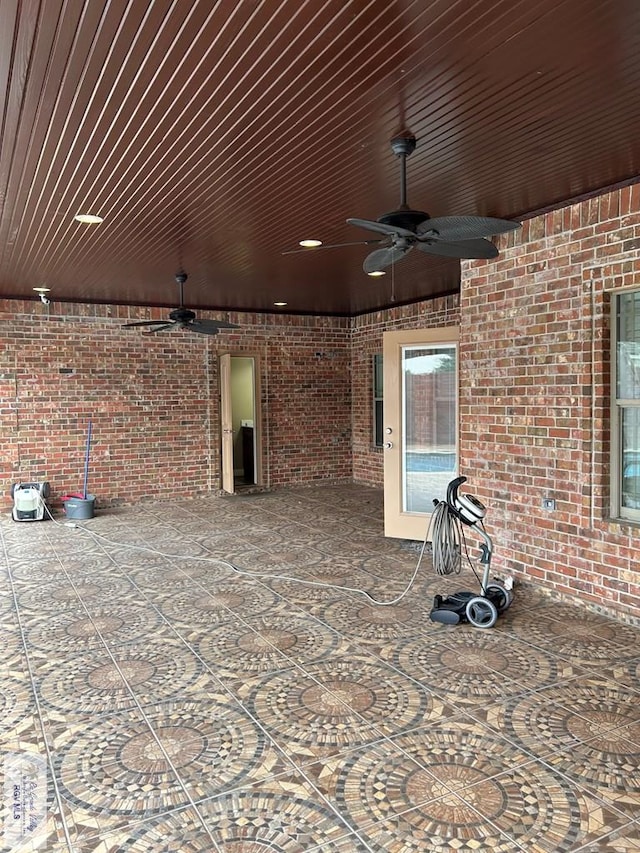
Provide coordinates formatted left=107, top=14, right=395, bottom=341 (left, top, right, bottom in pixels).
left=383, top=327, right=459, bottom=539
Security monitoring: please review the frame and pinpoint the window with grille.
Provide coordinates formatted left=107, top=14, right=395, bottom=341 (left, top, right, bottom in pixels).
left=612, top=290, right=640, bottom=522
left=373, top=354, right=384, bottom=447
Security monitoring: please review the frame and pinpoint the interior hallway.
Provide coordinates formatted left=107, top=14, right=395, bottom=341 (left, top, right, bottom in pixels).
left=1, top=484, right=640, bottom=852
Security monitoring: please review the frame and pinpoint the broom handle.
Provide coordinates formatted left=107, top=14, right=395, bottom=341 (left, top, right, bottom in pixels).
left=83, top=420, right=92, bottom=500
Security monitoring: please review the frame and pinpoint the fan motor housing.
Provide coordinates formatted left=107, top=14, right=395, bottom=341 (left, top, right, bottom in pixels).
left=378, top=208, right=431, bottom=232
left=169, top=307, right=196, bottom=323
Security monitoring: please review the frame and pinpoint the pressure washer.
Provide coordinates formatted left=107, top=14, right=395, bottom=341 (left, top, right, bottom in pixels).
left=428, top=475, right=513, bottom=628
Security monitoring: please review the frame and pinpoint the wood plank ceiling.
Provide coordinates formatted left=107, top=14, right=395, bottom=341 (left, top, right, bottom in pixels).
left=1, top=0, right=640, bottom=317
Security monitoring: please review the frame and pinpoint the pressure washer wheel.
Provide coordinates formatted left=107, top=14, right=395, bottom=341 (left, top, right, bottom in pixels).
left=485, top=582, right=514, bottom=614
left=465, top=596, right=498, bottom=629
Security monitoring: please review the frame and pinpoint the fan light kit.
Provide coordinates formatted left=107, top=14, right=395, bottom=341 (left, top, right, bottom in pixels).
left=74, top=213, right=104, bottom=224
left=299, top=239, right=322, bottom=247
left=123, top=273, right=239, bottom=336
left=367, top=270, right=386, bottom=277
left=33, top=286, right=51, bottom=304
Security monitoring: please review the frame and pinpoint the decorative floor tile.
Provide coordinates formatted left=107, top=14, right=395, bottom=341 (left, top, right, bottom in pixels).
left=0, top=712, right=45, bottom=753
left=0, top=621, right=23, bottom=652
left=500, top=604, right=640, bottom=667
left=196, top=774, right=371, bottom=852
left=200, top=533, right=263, bottom=557
left=233, top=652, right=454, bottom=762
left=3, top=540, right=71, bottom=561
left=591, top=656, right=640, bottom=692
left=9, top=553, right=118, bottom=581
left=317, top=537, right=388, bottom=559
left=240, top=543, right=327, bottom=570
left=124, top=562, right=225, bottom=595
left=81, top=806, right=218, bottom=852
left=21, top=602, right=167, bottom=652
left=318, top=718, right=631, bottom=852
left=362, top=775, right=628, bottom=852
left=192, top=612, right=349, bottom=678
left=268, top=564, right=375, bottom=604
left=0, top=655, right=38, bottom=742
left=156, top=580, right=281, bottom=626
left=14, top=575, right=136, bottom=612
left=378, top=632, right=550, bottom=707
left=574, top=822, right=640, bottom=851
left=2, top=484, right=640, bottom=853
left=0, top=589, right=16, bottom=615
left=471, top=675, right=640, bottom=761
left=311, top=595, right=441, bottom=644
left=50, top=708, right=191, bottom=817
left=138, top=695, right=295, bottom=800
left=33, top=638, right=214, bottom=715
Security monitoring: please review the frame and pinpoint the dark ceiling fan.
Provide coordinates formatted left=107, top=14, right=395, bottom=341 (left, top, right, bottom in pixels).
left=347, top=134, right=521, bottom=273
left=123, top=272, right=238, bottom=336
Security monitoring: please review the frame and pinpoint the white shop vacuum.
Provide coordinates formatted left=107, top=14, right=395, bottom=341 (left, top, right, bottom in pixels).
left=11, top=482, right=50, bottom=521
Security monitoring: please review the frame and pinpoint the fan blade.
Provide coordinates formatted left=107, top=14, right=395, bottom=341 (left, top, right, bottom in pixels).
left=123, top=319, right=173, bottom=328
left=199, top=319, right=239, bottom=330
left=188, top=319, right=238, bottom=335
left=363, top=244, right=412, bottom=273
left=186, top=325, right=219, bottom=337
left=417, top=215, right=521, bottom=242
left=141, top=323, right=176, bottom=334
left=282, top=239, right=383, bottom=255
left=417, top=238, right=499, bottom=259
left=347, top=217, right=415, bottom=239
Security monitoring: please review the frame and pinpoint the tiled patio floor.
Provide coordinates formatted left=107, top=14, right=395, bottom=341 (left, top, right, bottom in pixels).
left=1, top=483, right=639, bottom=852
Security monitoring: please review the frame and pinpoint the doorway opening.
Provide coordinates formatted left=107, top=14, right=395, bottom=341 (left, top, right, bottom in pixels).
left=220, top=354, right=262, bottom=493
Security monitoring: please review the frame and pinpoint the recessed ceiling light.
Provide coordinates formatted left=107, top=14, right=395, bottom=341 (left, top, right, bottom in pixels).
left=367, top=270, right=386, bottom=277
left=298, top=239, right=322, bottom=248
left=273, top=301, right=288, bottom=307
left=74, top=213, right=104, bottom=224
left=32, top=286, right=51, bottom=293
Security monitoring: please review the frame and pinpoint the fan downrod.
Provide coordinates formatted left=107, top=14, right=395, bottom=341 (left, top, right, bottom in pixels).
left=175, top=271, right=188, bottom=309
left=379, top=134, right=429, bottom=228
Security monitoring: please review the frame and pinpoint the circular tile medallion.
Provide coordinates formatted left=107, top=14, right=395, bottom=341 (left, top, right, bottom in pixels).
left=243, top=658, right=439, bottom=749
left=25, top=604, right=165, bottom=652
left=56, top=701, right=266, bottom=815
left=335, top=725, right=585, bottom=851
left=38, top=643, right=206, bottom=714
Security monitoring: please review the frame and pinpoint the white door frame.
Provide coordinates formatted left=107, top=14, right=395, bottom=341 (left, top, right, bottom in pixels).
left=219, top=352, right=263, bottom=493
left=383, top=326, right=459, bottom=539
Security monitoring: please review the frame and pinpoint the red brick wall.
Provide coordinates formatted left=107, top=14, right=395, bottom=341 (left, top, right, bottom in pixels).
left=460, top=186, right=640, bottom=620
left=261, top=324, right=352, bottom=485
left=0, top=304, right=351, bottom=505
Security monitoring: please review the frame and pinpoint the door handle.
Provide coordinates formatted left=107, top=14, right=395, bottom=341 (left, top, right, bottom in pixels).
left=383, top=441, right=393, bottom=449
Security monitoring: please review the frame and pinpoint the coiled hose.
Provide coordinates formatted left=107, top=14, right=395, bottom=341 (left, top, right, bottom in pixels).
left=428, top=500, right=463, bottom=575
